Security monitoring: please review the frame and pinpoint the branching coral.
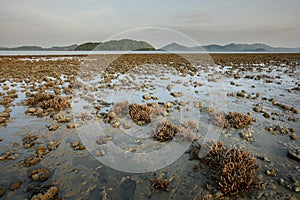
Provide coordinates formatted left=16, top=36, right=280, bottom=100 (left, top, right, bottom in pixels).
left=150, top=177, right=170, bottom=192
left=129, top=103, right=163, bottom=126
left=152, top=121, right=179, bottom=142
left=188, top=141, right=262, bottom=196
left=25, top=93, right=70, bottom=111
left=129, top=103, right=151, bottom=124
left=210, top=111, right=252, bottom=129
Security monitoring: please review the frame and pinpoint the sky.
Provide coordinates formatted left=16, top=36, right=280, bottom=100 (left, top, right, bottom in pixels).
left=0, top=0, right=300, bottom=48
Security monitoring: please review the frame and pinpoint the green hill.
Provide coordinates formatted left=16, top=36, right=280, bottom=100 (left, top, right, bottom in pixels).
left=74, top=42, right=101, bottom=51
left=75, top=39, right=155, bottom=51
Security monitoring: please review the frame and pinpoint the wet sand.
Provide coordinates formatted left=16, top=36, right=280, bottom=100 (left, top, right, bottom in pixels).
left=0, top=53, right=299, bottom=199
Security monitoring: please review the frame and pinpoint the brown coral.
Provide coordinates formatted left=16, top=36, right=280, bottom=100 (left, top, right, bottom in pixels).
left=25, top=93, right=70, bottom=111
left=128, top=103, right=163, bottom=126
left=129, top=103, right=151, bottom=125
left=188, top=141, right=261, bottom=196
left=152, top=121, right=179, bottom=142
left=150, top=177, right=170, bottom=192
left=27, top=185, right=59, bottom=200
left=210, top=111, right=252, bottom=129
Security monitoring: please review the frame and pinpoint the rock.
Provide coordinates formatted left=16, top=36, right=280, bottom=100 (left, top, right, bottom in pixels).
left=289, top=177, right=297, bottom=183
left=107, top=111, right=116, bottom=119
left=66, top=123, right=79, bottom=129
left=111, top=120, right=120, bottom=128
left=278, top=178, right=285, bottom=185
left=30, top=186, right=59, bottom=200
left=53, top=114, right=72, bottom=123
left=9, top=181, right=21, bottom=191
left=94, top=149, right=105, bottom=156
left=0, top=187, right=5, bottom=197
left=35, top=108, right=44, bottom=116
left=239, top=129, right=255, bottom=142
left=266, top=169, right=276, bottom=176
left=263, top=112, right=271, bottom=118
left=166, top=102, right=172, bottom=108
left=2, top=85, right=9, bottom=90
left=237, top=90, right=246, bottom=97
left=291, top=107, right=299, bottom=114
left=166, top=84, right=174, bottom=91
left=36, top=146, right=49, bottom=156
left=293, top=185, right=300, bottom=193
left=47, top=141, right=60, bottom=151
left=290, top=133, right=297, bottom=140
left=71, top=141, right=80, bottom=147
left=48, top=125, right=58, bottom=131
left=20, top=155, right=41, bottom=167
left=170, top=92, right=183, bottom=98
left=0, top=117, right=7, bottom=124
left=142, top=94, right=151, bottom=100
left=30, top=168, right=50, bottom=182
left=71, top=141, right=85, bottom=150
left=78, top=145, right=85, bottom=150
left=0, top=137, right=2, bottom=142
left=253, top=106, right=262, bottom=112
left=289, top=128, right=295, bottom=132
left=26, top=108, right=36, bottom=113
left=0, top=112, right=9, bottom=118
left=96, top=136, right=113, bottom=145
left=22, top=135, right=38, bottom=149
left=0, top=150, right=19, bottom=161
left=257, top=155, right=270, bottom=162
left=287, top=149, right=300, bottom=162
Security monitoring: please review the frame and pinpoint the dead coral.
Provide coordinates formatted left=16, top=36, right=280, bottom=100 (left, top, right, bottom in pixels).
left=152, top=121, right=179, bottom=142
left=25, top=93, right=70, bottom=111
left=210, top=111, right=252, bottom=129
left=188, top=141, right=262, bottom=196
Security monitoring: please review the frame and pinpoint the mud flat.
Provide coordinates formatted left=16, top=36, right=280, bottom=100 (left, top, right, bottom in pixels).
left=0, top=53, right=299, bottom=199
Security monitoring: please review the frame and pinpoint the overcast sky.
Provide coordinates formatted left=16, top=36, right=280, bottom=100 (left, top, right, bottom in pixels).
left=0, top=0, right=299, bottom=48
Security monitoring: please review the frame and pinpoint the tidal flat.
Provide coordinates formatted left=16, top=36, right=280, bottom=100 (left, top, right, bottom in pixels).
left=0, top=53, right=299, bottom=199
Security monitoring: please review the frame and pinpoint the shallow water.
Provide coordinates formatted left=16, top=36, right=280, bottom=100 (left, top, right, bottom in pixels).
left=0, top=54, right=299, bottom=199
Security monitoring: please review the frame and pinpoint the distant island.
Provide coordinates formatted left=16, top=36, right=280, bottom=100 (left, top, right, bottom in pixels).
left=160, top=42, right=300, bottom=52
left=1, top=39, right=300, bottom=52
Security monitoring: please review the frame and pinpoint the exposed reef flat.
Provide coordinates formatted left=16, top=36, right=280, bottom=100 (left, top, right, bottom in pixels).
left=0, top=53, right=299, bottom=199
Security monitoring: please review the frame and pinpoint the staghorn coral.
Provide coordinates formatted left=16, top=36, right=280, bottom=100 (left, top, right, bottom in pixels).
left=210, top=111, right=252, bottom=129
left=25, top=93, right=70, bottom=111
left=188, top=141, right=262, bottom=196
left=128, top=103, right=163, bottom=126
left=129, top=103, right=151, bottom=125
left=152, top=121, right=179, bottom=142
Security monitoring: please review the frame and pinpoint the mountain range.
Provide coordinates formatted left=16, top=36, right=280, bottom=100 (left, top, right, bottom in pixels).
left=160, top=42, right=300, bottom=52
left=1, top=40, right=300, bottom=52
